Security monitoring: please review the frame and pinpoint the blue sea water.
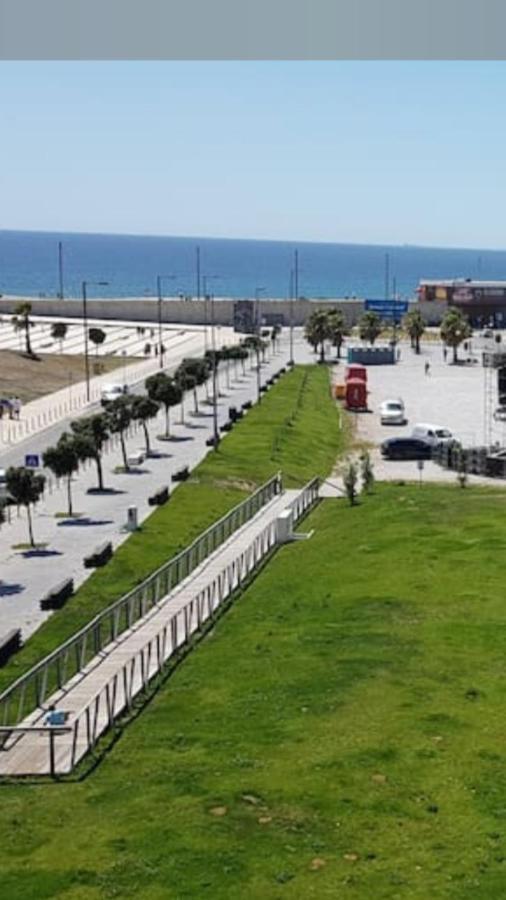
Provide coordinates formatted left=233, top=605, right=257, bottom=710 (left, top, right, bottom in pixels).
left=2, top=229, right=506, bottom=301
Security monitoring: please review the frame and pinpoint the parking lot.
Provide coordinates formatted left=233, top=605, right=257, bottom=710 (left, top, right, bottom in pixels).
left=347, top=335, right=506, bottom=484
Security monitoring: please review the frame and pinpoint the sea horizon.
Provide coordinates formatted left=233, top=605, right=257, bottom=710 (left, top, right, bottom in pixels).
left=2, top=228, right=506, bottom=301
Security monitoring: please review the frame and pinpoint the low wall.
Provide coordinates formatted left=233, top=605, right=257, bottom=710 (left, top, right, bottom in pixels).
left=0, top=295, right=433, bottom=328
left=0, top=296, right=368, bottom=327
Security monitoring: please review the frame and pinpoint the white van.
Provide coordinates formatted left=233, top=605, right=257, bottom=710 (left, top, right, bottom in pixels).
left=101, top=383, right=128, bottom=404
left=411, top=423, right=454, bottom=446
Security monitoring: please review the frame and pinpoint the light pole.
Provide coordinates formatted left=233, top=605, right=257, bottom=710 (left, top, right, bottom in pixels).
left=156, top=274, right=176, bottom=370
left=289, top=269, right=294, bottom=365
left=209, top=291, right=220, bottom=449
left=82, top=280, right=109, bottom=402
left=202, top=275, right=220, bottom=353
left=254, top=287, right=265, bottom=403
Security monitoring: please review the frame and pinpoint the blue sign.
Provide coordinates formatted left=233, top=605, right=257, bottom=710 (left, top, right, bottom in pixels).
left=25, top=454, right=40, bottom=468
left=365, top=299, right=408, bottom=320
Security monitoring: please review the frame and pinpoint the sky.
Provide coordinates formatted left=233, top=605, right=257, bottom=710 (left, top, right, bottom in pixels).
left=2, top=61, right=506, bottom=249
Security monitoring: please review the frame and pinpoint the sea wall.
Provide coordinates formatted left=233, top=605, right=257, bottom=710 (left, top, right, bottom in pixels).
left=0, top=296, right=433, bottom=327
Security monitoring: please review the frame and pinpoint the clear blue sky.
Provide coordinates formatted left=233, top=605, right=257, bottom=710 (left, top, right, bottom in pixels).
left=1, top=61, right=506, bottom=249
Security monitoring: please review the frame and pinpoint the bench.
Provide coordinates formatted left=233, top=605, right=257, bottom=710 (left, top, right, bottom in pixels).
left=172, top=466, right=190, bottom=482
left=127, top=451, right=145, bottom=467
left=148, top=485, right=170, bottom=506
left=260, top=385, right=268, bottom=393
left=220, top=421, right=233, bottom=433
left=83, top=541, right=113, bottom=569
left=241, top=400, right=252, bottom=411
left=205, top=436, right=220, bottom=447
left=40, top=578, right=74, bottom=610
left=0, top=628, right=22, bottom=667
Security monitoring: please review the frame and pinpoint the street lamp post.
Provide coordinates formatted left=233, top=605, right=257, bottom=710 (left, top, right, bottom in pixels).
left=202, top=275, right=220, bottom=354
left=289, top=269, right=294, bottom=365
left=82, top=280, right=109, bottom=402
left=209, top=291, right=220, bottom=449
left=254, top=287, right=265, bottom=404
left=156, top=274, right=176, bottom=370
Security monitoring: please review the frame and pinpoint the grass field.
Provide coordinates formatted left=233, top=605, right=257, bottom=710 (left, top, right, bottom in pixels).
left=3, top=484, right=506, bottom=898
left=0, top=349, right=126, bottom=404
left=0, top=364, right=343, bottom=692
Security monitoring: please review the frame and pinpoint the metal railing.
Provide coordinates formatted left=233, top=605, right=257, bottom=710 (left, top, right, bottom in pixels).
left=65, top=476, right=320, bottom=774
left=0, top=473, right=282, bottom=730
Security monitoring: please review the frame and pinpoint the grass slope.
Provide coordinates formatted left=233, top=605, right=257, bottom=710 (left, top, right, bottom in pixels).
left=2, top=485, right=506, bottom=898
left=0, top=364, right=342, bottom=692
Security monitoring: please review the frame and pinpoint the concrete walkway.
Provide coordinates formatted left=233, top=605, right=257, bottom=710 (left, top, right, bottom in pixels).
left=0, top=320, right=236, bottom=448
left=0, top=335, right=311, bottom=641
left=0, top=486, right=310, bottom=776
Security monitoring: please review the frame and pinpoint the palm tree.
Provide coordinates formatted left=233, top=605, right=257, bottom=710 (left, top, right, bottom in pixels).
left=304, top=310, right=331, bottom=362
left=358, top=311, right=382, bottom=346
left=327, top=310, right=347, bottom=359
left=130, top=395, right=159, bottom=456
left=43, top=433, right=80, bottom=517
left=440, top=308, right=472, bottom=363
left=6, top=466, right=45, bottom=547
left=403, top=309, right=425, bottom=354
left=11, top=301, right=34, bottom=356
left=51, top=321, right=68, bottom=352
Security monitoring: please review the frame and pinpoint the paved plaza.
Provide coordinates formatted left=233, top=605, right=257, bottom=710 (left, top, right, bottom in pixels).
left=0, top=333, right=311, bottom=641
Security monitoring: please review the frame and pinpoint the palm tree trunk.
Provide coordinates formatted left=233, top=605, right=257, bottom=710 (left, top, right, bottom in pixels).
left=67, top=474, right=73, bottom=517
left=120, top=432, right=129, bottom=470
left=96, top=454, right=104, bottom=490
left=26, top=504, right=35, bottom=547
left=453, top=345, right=458, bottom=364
left=25, top=321, right=32, bottom=356
left=320, top=341, right=325, bottom=363
left=165, top=406, right=170, bottom=438
left=193, top=387, right=199, bottom=414
left=180, top=394, right=185, bottom=424
left=415, top=336, right=420, bottom=354
left=142, top=421, right=150, bottom=455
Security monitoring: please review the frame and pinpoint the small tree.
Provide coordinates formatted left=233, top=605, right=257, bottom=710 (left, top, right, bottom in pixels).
left=327, top=310, right=347, bottom=359
left=403, top=309, right=425, bottom=354
left=51, top=321, right=68, bottom=352
left=360, top=450, right=375, bottom=494
left=440, top=308, right=472, bottom=363
left=71, top=413, right=109, bottom=491
left=11, top=301, right=34, bottom=356
left=358, top=311, right=382, bottom=346
left=105, top=395, right=132, bottom=471
left=6, top=466, right=45, bottom=547
left=130, top=395, right=159, bottom=456
left=304, top=310, right=331, bottom=362
left=343, top=461, right=358, bottom=506
left=145, top=372, right=182, bottom=438
left=43, top=433, right=80, bottom=516
left=89, top=327, right=106, bottom=356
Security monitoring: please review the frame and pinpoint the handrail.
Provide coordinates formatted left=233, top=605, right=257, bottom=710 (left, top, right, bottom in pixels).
left=66, top=476, right=321, bottom=772
left=0, top=472, right=282, bottom=728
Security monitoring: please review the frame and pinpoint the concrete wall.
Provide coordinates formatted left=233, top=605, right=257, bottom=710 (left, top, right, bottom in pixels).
left=0, top=295, right=431, bottom=328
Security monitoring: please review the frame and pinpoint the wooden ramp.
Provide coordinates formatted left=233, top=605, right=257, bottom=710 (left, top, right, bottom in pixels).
left=0, top=480, right=319, bottom=776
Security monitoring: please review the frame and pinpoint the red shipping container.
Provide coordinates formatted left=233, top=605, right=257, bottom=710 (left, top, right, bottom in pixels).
left=345, top=378, right=368, bottom=410
left=345, top=365, right=367, bottom=383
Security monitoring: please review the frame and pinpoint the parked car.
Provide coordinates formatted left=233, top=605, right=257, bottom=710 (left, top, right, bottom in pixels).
left=0, top=468, right=13, bottom=504
left=381, top=437, right=432, bottom=460
left=380, top=398, right=406, bottom=425
left=411, top=423, right=454, bottom=446
left=101, top=383, right=128, bottom=404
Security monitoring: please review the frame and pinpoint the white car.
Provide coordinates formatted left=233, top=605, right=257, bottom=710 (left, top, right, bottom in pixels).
left=411, top=423, right=454, bottom=446
left=101, top=383, right=128, bottom=404
left=380, top=399, right=406, bottom=425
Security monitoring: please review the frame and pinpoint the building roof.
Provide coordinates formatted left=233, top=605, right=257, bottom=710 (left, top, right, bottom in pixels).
left=419, top=279, right=506, bottom=289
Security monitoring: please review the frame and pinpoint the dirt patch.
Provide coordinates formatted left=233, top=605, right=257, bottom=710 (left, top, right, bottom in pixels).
left=0, top=350, right=126, bottom=404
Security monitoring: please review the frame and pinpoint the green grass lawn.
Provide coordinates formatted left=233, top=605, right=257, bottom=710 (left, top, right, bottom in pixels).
left=0, top=364, right=343, bottom=692
left=3, top=484, right=506, bottom=899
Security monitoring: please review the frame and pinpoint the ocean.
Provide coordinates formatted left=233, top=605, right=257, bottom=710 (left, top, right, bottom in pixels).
left=1, top=229, right=506, bottom=301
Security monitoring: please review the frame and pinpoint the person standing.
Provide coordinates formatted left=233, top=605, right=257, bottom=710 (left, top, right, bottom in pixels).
left=13, top=397, right=21, bottom=419
left=443, top=346, right=448, bottom=362
left=424, top=361, right=430, bottom=376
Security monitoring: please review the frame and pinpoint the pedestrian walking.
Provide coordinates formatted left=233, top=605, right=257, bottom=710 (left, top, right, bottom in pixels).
left=396, top=347, right=401, bottom=362
left=424, top=361, right=430, bottom=376
left=13, top=397, right=21, bottom=419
